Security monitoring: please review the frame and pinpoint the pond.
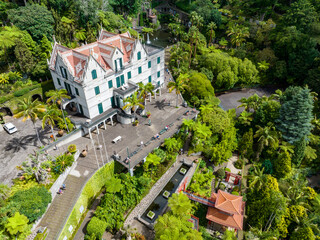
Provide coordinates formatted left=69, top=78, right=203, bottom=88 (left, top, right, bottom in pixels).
left=144, top=25, right=171, bottom=48
left=141, top=164, right=190, bottom=224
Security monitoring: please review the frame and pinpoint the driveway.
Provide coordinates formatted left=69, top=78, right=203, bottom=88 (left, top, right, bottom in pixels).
left=0, top=116, right=53, bottom=185
left=218, top=87, right=275, bottom=115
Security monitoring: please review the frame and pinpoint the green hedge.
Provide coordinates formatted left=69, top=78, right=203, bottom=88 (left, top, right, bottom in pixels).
left=0, top=94, right=14, bottom=104
left=58, top=161, right=114, bottom=240
left=13, top=84, right=41, bottom=97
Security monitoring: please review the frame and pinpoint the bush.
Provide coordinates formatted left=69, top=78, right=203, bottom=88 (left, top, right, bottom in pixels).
left=86, top=217, right=107, bottom=239
left=225, top=167, right=231, bottom=172
left=9, top=186, right=51, bottom=222
left=219, top=183, right=226, bottom=190
left=13, top=84, right=40, bottom=97
left=234, top=159, right=243, bottom=169
left=68, top=144, right=77, bottom=153
left=216, top=168, right=226, bottom=179
left=231, top=191, right=239, bottom=195
left=199, top=159, right=206, bottom=169
left=53, top=154, right=74, bottom=174
left=0, top=94, right=14, bottom=104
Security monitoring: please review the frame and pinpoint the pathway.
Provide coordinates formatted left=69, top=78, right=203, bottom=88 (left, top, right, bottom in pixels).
left=37, top=147, right=102, bottom=240
left=182, top=191, right=215, bottom=207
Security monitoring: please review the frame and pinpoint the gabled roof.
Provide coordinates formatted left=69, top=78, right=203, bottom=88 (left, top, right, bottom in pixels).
left=49, top=30, right=137, bottom=82
left=215, top=190, right=243, bottom=215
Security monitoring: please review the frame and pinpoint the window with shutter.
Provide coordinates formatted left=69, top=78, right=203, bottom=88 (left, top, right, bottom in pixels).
left=94, top=86, right=100, bottom=95
left=138, top=66, right=142, bottom=74
left=137, top=51, right=141, bottom=60
left=120, top=75, right=125, bottom=85
left=148, top=61, right=151, bottom=68
left=127, top=71, right=131, bottom=79
left=116, top=77, right=121, bottom=88
left=108, top=80, right=113, bottom=88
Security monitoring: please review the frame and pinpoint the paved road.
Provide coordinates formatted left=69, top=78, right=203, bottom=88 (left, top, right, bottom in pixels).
left=0, top=117, right=53, bottom=185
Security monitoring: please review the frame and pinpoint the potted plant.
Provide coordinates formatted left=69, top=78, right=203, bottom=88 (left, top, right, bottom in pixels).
left=58, top=129, right=64, bottom=136
left=147, top=211, right=155, bottom=220
left=133, top=120, right=139, bottom=126
left=180, top=168, right=187, bottom=175
left=146, top=111, right=151, bottom=118
left=81, top=150, right=87, bottom=157
left=67, top=144, right=77, bottom=154
left=163, top=190, right=170, bottom=199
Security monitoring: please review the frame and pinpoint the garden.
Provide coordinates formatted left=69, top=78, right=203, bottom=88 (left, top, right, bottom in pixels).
left=0, top=143, right=79, bottom=240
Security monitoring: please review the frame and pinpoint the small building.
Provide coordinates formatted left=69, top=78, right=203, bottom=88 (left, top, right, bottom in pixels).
left=48, top=30, right=165, bottom=120
left=206, top=190, right=245, bottom=231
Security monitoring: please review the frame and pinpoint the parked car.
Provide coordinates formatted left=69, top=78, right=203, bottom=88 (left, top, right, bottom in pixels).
left=3, top=123, right=17, bottom=134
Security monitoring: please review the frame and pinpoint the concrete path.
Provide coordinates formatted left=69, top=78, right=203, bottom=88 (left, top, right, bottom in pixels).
left=38, top=148, right=101, bottom=240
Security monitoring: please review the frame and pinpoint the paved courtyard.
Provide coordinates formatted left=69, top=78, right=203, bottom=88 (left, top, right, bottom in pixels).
left=218, top=87, right=275, bottom=115
left=0, top=117, right=54, bottom=185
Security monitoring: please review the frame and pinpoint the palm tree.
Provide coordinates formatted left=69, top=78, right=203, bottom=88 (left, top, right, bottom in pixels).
left=0, top=73, right=9, bottom=85
left=145, top=153, right=161, bottom=179
left=194, top=122, right=212, bottom=141
left=164, top=138, right=179, bottom=153
left=137, top=82, right=154, bottom=105
left=168, top=73, right=188, bottom=107
left=182, top=119, right=194, bottom=132
left=122, top=91, right=144, bottom=119
left=46, top=89, right=71, bottom=132
left=207, top=22, right=217, bottom=46
left=227, top=24, right=250, bottom=48
left=14, top=97, right=46, bottom=144
left=254, top=124, right=279, bottom=160
left=254, top=125, right=278, bottom=160
left=105, top=177, right=123, bottom=202
left=42, top=105, right=62, bottom=141
left=168, top=193, right=193, bottom=218
left=246, top=165, right=265, bottom=189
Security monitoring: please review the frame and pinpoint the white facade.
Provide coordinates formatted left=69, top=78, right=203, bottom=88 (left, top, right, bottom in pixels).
left=48, top=30, right=165, bottom=119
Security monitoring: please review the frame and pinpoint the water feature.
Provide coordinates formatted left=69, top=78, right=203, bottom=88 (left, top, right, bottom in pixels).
left=145, top=24, right=171, bottom=48
left=141, top=164, right=191, bottom=224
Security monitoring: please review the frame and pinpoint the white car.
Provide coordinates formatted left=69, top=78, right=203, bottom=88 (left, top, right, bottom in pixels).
left=3, top=123, right=17, bottom=134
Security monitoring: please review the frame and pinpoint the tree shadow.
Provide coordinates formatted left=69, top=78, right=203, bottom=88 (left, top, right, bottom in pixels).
left=151, top=100, right=166, bottom=110
left=4, top=127, right=51, bottom=153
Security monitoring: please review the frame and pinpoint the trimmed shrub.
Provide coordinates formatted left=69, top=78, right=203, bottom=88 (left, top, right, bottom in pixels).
left=0, top=94, right=14, bottom=104
left=9, top=186, right=51, bottom=222
left=231, top=191, right=239, bottom=196
left=224, top=167, right=231, bottom=172
left=216, top=168, right=226, bottom=179
left=219, top=183, right=226, bottom=190
left=86, top=217, right=107, bottom=239
left=68, top=144, right=77, bottom=153
left=13, top=84, right=41, bottom=97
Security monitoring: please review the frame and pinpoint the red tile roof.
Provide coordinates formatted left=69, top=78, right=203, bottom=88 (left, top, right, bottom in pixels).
left=50, top=30, right=136, bottom=81
left=206, top=190, right=245, bottom=230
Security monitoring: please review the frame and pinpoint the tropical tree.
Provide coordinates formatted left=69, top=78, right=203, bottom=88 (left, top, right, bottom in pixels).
left=207, top=22, right=217, bottom=46
left=0, top=73, right=9, bottom=85
left=168, top=193, right=193, bottom=218
left=168, top=73, right=188, bottom=107
left=164, top=138, right=179, bottom=153
left=182, top=119, right=195, bottom=132
left=226, top=23, right=250, bottom=48
left=122, top=91, right=144, bottom=118
left=144, top=153, right=161, bottom=179
left=238, top=94, right=261, bottom=112
left=238, top=110, right=254, bottom=126
left=5, top=212, right=29, bottom=238
left=254, top=124, right=279, bottom=160
left=105, top=177, right=123, bottom=202
left=137, top=82, right=154, bottom=105
left=46, top=89, right=71, bottom=132
left=14, top=97, right=46, bottom=144
left=194, top=122, right=212, bottom=141
left=247, top=165, right=265, bottom=189
left=42, top=105, right=62, bottom=141
left=22, top=151, right=48, bottom=183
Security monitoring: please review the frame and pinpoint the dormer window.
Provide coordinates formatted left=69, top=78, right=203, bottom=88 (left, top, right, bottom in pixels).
left=91, top=70, right=97, bottom=80
left=60, top=66, right=67, bottom=79
left=137, top=51, right=141, bottom=60
left=114, top=58, right=123, bottom=72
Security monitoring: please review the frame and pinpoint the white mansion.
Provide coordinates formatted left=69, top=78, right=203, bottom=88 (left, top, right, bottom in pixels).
left=48, top=30, right=165, bottom=120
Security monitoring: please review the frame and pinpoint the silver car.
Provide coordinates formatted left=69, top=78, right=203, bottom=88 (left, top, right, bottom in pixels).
left=3, top=123, right=18, bottom=134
